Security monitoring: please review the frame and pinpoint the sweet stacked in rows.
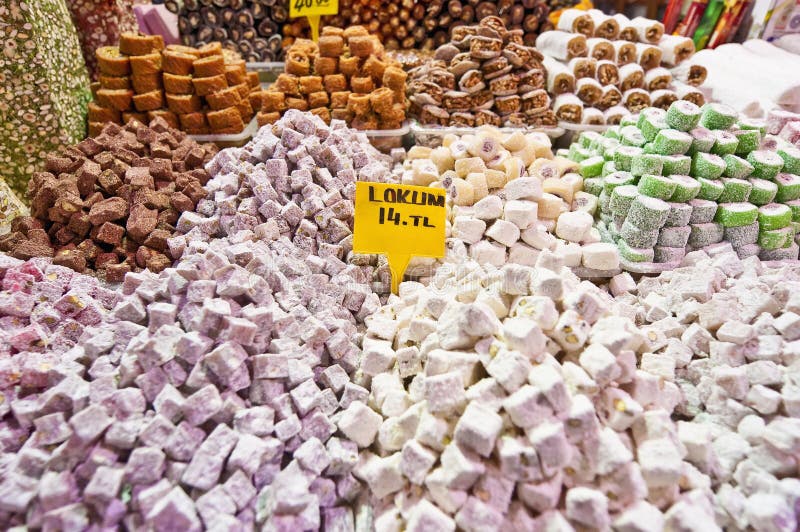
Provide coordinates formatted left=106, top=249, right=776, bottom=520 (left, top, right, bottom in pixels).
left=283, top=0, right=560, bottom=51
left=91, top=33, right=261, bottom=136
left=538, top=9, right=707, bottom=125
left=258, top=26, right=407, bottom=130
left=567, top=100, right=800, bottom=270
left=400, top=127, right=620, bottom=275
left=166, top=0, right=285, bottom=62
left=0, top=119, right=215, bottom=279
left=407, top=16, right=557, bottom=128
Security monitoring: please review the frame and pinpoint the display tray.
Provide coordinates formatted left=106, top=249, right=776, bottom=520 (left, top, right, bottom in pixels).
left=246, top=62, right=286, bottom=83
left=362, top=121, right=411, bottom=153
left=557, top=121, right=611, bottom=148
left=571, top=265, right=621, bottom=278
left=188, top=117, right=258, bottom=148
left=411, top=122, right=566, bottom=148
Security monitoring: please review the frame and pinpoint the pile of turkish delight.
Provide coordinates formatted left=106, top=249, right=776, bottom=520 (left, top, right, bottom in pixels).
left=1, top=109, right=800, bottom=531
left=0, top=119, right=216, bottom=280
left=352, top=246, right=800, bottom=531
left=402, top=127, right=620, bottom=277
left=0, top=111, right=398, bottom=530
left=567, top=100, right=800, bottom=272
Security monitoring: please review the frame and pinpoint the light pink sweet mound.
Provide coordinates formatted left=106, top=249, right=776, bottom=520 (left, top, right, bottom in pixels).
left=0, top=111, right=405, bottom=531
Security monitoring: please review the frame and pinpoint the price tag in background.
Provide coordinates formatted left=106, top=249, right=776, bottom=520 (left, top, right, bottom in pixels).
left=289, top=0, right=339, bottom=42
left=353, top=182, right=447, bottom=294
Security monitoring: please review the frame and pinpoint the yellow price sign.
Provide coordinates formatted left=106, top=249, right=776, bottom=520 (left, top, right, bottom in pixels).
left=353, top=182, right=447, bottom=294
left=289, top=0, right=339, bottom=42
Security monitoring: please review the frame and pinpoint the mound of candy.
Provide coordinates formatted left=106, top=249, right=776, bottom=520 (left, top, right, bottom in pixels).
left=259, top=27, right=407, bottom=130
left=611, top=246, right=800, bottom=531
left=0, top=255, right=121, bottom=358
left=539, top=10, right=706, bottom=125
left=401, top=127, right=620, bottom=275
left=351, top=255, right=711, bottom=530
left=0, top=113, right=410, bottom=531
left=0, top=234, right=379, bottom=529
left=564, top=100, right=800, bottom=271
left=344, top=246, right=800, bottom=530
left=0, top=119, right=215, bottom=280
left=91, top=35, right=261, bottom=135
left=172, top=110, right=397, bottom=291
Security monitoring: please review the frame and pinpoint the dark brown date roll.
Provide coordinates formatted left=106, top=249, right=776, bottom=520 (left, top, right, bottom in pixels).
left=221, top=8, right=236, bottom=25
left=174, top=1, right=285, bottom=61
left=282, top=0, right=561, bottom=50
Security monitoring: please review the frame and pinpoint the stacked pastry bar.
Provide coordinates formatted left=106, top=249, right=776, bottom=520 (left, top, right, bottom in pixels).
left=90, top=33, right=262, bottom=136
left=257, top=26, right=407, bottom=130
left=537, top=9, right=707, bottom=126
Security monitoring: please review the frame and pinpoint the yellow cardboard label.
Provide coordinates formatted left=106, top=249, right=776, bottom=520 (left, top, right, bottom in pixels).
left=353, top=182, right=447, bottom=294
left=290, top=0, right=339, bottom=18
left=290, top=0, right=338, bottom=41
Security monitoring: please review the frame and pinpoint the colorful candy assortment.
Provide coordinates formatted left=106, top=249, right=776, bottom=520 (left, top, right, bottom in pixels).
left=566, top=100, right=800, bottom=270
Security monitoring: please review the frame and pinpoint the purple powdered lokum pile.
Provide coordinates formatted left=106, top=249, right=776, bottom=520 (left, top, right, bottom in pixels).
left=0, top=111, right=401, bottom=530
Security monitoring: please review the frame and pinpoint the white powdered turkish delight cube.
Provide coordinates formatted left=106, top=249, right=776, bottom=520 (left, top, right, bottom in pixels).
left=424, top=371, right=466, bottom=414
left=565, top=487, right=609, bottom=530
left=338, top=401, right=382, bottom=448
left=183, top=384, right=222, bottom=426
left=300, top=410, right=337, bottom=443
left=440, top=443, right=485, bottom=490
left=638, top=438, right=683, bottom=488
left=125, top=446, right=166, bottom=485
left=274, top=413, right=302, bottom=441
left=295, top=437, right=331, bottom=475
left=454, top=401, right=503, bottom=457
left=196, top=486, right=237, bottom=528
left=613, top=500, right=664, bottom=532
left=400, top=439, right=437, bottom=485
left=33, top=412, right=72, bottom=446
left=145, top=486, right=202, bottom=532
left=528, top=421, right=571, bottom=476
left=69, top=403, right=112, bottom=443
left=406, top=499, right=455, bottom=532
left=290, top=379, right=321, bottom=416
left=182, top=424, right=239, bottom=491
left=84, top=466, right=125, bottom=508
left=516, top=465, right=562, bottom=513
left=454, top=496, right=503, bottom=532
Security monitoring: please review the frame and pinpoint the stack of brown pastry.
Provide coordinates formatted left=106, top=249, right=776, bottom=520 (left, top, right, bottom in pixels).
left=90, top=33, right=262, bottom=136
